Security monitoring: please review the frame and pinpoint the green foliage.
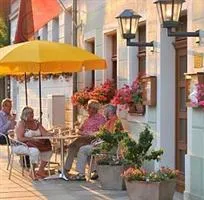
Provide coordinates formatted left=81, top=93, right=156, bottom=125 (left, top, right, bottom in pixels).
left=121, top=126, right=164, bottom=168
left=93, top=120, right=129, bottom=165
left=96, top=120, right=128, bottom=152
left=0, top=17, right=9, bottom=48
left=93, top=122, right=163, bottom=168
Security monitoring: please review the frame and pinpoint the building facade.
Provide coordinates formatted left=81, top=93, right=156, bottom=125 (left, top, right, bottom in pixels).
left=9, top=0, right=74, bottom=129
left=10, top=0, right=204, bottom=199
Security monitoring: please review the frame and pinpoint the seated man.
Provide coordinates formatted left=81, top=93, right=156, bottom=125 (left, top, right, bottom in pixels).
left=72, top=104, right=122, bottom=181
left=0, top=98, right=16, bottom=144
left=63, top=100, right=106, bottom=176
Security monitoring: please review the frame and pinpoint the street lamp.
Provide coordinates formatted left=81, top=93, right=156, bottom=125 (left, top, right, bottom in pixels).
left=154, top=0, right=199, bottom=37
left=116, top=9, right=154, bottom=47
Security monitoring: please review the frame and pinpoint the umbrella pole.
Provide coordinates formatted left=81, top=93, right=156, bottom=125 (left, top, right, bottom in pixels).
left=39, top=72, right=42, bottom=124
left=24, top=73, right=28, bottom=106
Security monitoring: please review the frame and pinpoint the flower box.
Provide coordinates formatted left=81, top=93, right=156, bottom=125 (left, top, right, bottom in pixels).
left=128, top=103, right=145, bottom=115
left=125, top=179, right=176, bottom=200
left=141, top=76, right=157, bottom=106
left=111, top=75, right=145, bottom=115
left=185, top=72, right=204, bottom=107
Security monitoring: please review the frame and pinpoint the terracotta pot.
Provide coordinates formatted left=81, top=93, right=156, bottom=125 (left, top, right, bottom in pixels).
left=125, top=179, right=176, bottom=200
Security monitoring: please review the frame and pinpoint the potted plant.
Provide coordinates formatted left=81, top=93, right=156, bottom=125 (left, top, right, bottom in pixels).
left=122, top=167, right=178, bottom=200
left=121, top=126, right=178, bottom=200
left=111, top=75, right=144, bottom=114
left=92, top=120, right=129, bottom=190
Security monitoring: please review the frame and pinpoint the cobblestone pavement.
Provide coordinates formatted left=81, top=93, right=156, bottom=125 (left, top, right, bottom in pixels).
left=0, top=146, right=183, bottom=200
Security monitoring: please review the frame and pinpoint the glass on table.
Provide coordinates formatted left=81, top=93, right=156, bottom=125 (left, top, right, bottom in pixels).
left=69, top=129, right=75, bottom=135
left=49, top=127, right=61, bottom=137
left=12, top=110, right=17, bottom=117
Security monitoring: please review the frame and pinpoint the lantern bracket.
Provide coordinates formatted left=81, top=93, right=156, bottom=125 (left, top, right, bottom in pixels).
left=127, top=39, right=154, bottom=47
left=167, top=28, right=200, bottom=37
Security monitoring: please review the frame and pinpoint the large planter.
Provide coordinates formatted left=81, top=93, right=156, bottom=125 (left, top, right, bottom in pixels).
left=97, top=165, right=126, bottom=190
left=125, top=179, right=176, bottom=200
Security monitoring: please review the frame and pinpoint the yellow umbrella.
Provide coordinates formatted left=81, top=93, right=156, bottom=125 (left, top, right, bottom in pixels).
left=0, top=40, right=106, bottom=74
left=0, top=40, right=106, bottom=122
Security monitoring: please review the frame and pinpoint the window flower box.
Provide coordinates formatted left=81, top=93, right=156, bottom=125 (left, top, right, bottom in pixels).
left=141, top=76, right=157, bottom=106
left=185, top=72, right=204, bottom=108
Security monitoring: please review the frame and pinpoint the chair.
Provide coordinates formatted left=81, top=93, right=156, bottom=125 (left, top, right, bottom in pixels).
left=87, top=154, right=95, bottom=181
left=0, top=130, right=14, bottom=170
left=87, top=143, right=121, bottom=181
left=8, top=134, right=35, bottom=180
left=87, top=152, right=107, bottom=181
left=87, top=140, right=105, bottom=181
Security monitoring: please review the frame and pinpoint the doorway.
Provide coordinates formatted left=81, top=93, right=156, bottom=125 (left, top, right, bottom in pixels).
left=175, top=38, right=187, bottom=192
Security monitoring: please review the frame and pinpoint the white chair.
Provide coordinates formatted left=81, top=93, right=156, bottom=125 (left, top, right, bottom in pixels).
left=87, top=152, right=108, bottom=181
left=87, top=143, right=121, bottom=181
left=87, top=140, right=105, bottom=181
left=8, top=134, right=35, bottom=180
left=0, top=130, right=14, bottom=170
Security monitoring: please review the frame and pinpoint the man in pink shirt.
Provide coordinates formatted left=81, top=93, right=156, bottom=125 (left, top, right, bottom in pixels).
left=63, top=100, right=106, bottom=176
left=72, top=104, right=122, bottom=181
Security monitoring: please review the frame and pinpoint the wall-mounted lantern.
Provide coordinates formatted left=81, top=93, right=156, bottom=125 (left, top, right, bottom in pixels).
left=116, top=9, right=154, bottom=47
left=154, top=0, right=200, bottom=37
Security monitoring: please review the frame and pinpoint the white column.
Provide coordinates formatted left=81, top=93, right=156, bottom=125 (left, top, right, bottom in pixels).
left=156, top=28, right=176, bottom=169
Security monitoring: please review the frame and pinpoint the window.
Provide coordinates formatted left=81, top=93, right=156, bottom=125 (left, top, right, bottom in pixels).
left=53, top=17, right=59, bottom=42
left=90, top=41, right=95, bottom=88
left=111, top=34, right=117, bottom=89
left=85, top=39, right=95, bottom=88
left=137, top=23, right=146, bottom=115
left=137, top=24, right=146, bottom=75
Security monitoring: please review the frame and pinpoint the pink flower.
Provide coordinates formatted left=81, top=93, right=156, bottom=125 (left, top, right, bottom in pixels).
left=111, top=75, right=143, bottom=108
left=192, top=83, right=204, bottom=108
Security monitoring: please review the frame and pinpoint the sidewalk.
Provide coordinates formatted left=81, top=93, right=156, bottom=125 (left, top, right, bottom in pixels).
left=0, top=146, right=183, bottom=200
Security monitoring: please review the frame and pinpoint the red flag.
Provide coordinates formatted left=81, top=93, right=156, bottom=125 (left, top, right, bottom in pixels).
left=14, top=0, right=61, bottom=43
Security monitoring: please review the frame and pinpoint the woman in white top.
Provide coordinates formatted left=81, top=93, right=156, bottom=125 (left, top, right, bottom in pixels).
left=15, top=106, right=52, bottom=179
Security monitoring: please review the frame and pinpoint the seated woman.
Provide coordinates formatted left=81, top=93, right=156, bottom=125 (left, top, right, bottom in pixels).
left=15, top=106, right=52, bottom=179
left=63, top=100, right=106, bottom=177
left=72, top=104, right=122, bottom=181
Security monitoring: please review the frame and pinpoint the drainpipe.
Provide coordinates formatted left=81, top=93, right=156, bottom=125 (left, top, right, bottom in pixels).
left=72, top=0, right=78, bottom=127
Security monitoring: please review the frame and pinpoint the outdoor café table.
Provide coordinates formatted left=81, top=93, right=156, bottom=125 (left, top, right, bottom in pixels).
left=33, top=134, right=79, bottom=181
